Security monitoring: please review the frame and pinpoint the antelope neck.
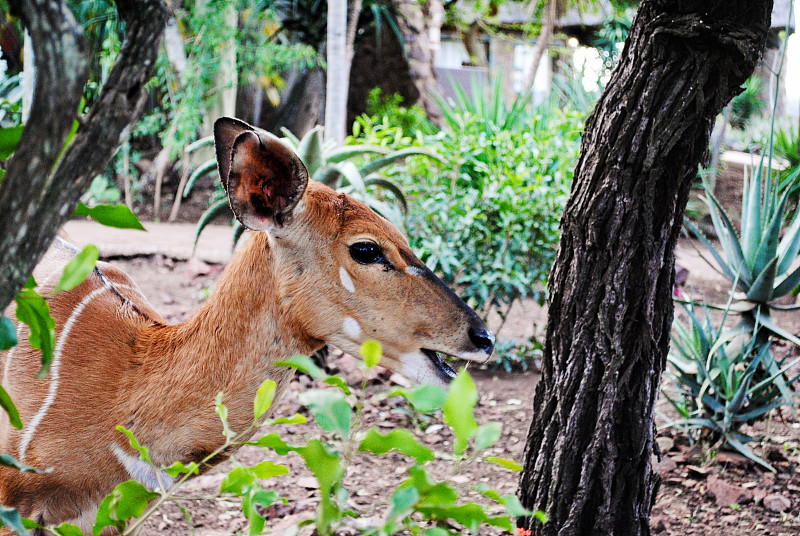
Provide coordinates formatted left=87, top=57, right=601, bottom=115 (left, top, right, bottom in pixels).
left=119, top=233, right=310, bottom=463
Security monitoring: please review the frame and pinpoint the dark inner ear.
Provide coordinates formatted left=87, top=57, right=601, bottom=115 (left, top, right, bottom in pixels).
left=214, top=117, right=254, bottom=191
left=227, top=130, right=309, bottom=230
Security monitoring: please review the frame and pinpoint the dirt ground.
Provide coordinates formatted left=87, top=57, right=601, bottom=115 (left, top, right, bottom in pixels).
left=98, top=244, right=800, bottom=536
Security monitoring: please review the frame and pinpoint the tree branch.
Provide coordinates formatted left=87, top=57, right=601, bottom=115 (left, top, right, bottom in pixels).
left=0, top=0, right=168, bottom=313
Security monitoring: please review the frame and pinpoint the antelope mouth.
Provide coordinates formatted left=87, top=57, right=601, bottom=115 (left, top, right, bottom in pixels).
left=421, top=349, right=458, bottom=381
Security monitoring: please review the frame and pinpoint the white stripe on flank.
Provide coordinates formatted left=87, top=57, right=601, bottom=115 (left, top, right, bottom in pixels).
left=112, top=443, right=175, bottom=491
left=18, top=286, right=109, bottom=462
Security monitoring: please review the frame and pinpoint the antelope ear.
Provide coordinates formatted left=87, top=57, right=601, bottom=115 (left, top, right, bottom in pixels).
left=213, top=117, right=309, bottom=230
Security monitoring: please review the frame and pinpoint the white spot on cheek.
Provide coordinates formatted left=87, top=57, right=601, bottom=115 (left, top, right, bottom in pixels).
left=339, top=267, right=355, bottom=293
left=405, top=266, right=425, bottom=277
left=343, top=316, right=361, bottom=339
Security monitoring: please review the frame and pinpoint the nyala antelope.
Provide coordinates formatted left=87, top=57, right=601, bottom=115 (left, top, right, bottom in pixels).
left=0, top=117, right=494, bottom=534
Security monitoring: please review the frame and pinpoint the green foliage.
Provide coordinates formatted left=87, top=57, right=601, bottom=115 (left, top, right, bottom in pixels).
left=14, top=277, right=55, bottom=378
left=93, top=481, right=159, bottom=535
left=73, top=202, right=146, bottom=230
left=0, top=125, right=24, bottom=160
left=66, top=343, right=544, bottom=536
left=730, top=76, right=765, bottom=130
left=82, top=176, right=122, bottom=206
left=672, top=130, right=800, bottom=469
left=0, top=386, right=21, bottom=430
left=0, top=317, right=16, bottom=350
left=0, top=505, right=27, bottom=536
left=664, top=303, right=797, bottom=471
left=397, top=96, right=581, bottom=312
left=364, top=88, right=436, bottom=138
left=53, top=245, right=99, bottom=294
left=685, top=166, right=800, bottom=345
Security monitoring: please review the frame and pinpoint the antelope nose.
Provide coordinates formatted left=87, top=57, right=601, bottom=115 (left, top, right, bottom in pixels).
left=468, top=327, right=495, bottom=355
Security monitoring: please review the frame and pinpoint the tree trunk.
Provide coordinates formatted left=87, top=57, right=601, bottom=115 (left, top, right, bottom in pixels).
left=0, top=0, right=167, bottom=313
left=516, top=2, right=773, bottom=535
left=325, top=0, right=348, bottom=144
left=395, top=0, right=444, bottom=126
left=524, top=0, right=555, bottom=89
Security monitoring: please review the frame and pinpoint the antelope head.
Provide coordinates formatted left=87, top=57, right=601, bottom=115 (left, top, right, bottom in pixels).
left=215, top=117, right=495, bottom=385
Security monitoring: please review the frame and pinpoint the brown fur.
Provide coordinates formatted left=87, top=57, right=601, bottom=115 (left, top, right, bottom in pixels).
left=0, top=120, right=491, bottom=533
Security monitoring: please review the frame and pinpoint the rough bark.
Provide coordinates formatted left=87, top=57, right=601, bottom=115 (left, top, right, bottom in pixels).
left=516, top=1, right=773, bottom=535
left=0, top=0, right=168, bottom=313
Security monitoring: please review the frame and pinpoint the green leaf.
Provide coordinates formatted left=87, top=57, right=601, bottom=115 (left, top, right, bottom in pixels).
left=361, top=339, right=382, bottom=369
left=358, top=147, right=443, bottom=177
left=0, top=453, right=41, bottom=473
left=390, top=384, right=447, bottom=413
left=92, top=481, right=159, bottom=535
left=359, top=428, right=435, bottom=463
left=0, top=505, right=27, bottom=536
left=326, top=144, right=390, bottom=164
left=267, top=413, right=308, bottom=425
left=251, top=460, right=290, bottom=480
left=0, top=125, right=24, bottom=160
left=295, top=126, right=325, bottom=176
left=183, top=159, right=218, bottom=197
left=323, top=376, right=350, bottom=394
left=0, top=316, right=17, bottom=350
left=116, top=426, right=151, bottom=463
left=474, top=422, right=502, bottom=451
left=192, top=198, right=230, bottom=252
left=220, top=466, right=255, bottom=494
left=164, top=460, right=200, bottom=478
left=53, top=245, right=99, bottom=294
left=15, top=282, right=55, bottom=377
left=772, top=264, right=800, bottom=298
left=73, top=202, right=146, bottom=230
left=53, top=523, right=83, bottom=536
left=248, top=433, right=295, bottom=455
left=184, top=135, right=214, bottom=154
left=275, top=355, right=325, bottom=379
left=484, top=456, right=523, bottom=472
left=443, top=369, right=478, bottom=455
left=0, top=385, right=21, bottom=429
left=254, top=379, right=277, bottom=420
left=297, top=439, right=344, bottom=497
left=384, top=486, right=420, bottom=529
left=298, top=389, right=351, bottom=437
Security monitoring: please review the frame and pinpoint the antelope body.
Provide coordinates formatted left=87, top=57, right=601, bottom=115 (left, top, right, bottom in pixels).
left=0, top=118, right=494, bottom=534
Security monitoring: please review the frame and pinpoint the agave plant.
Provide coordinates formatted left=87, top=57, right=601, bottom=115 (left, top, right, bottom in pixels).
left=685, top=163, right=800, bottom=346
left=664, top=302, right=799, bottom=471
left=185, top=125, right=441, bottom=250
left=433, top=74, right=536, bottom=134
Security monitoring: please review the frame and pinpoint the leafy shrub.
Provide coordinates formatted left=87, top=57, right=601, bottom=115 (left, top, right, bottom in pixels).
left=730, top=76, right=765, bottom=130
left=364, top=88, right=436, bottom=139
left=18, top=343, right=546, bottom=536
left=401, top=106, right=581, bottom=312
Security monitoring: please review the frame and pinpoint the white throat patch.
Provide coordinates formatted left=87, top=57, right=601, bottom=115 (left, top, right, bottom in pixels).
left=343, top=316, right=361, bottom=339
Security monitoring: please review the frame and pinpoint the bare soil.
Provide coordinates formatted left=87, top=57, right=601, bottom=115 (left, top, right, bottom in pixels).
left=101, top=251, right=800, bottom=536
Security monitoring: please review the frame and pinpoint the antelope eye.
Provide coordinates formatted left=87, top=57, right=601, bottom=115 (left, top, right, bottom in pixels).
left=349, top=242, right=385, bottom=265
